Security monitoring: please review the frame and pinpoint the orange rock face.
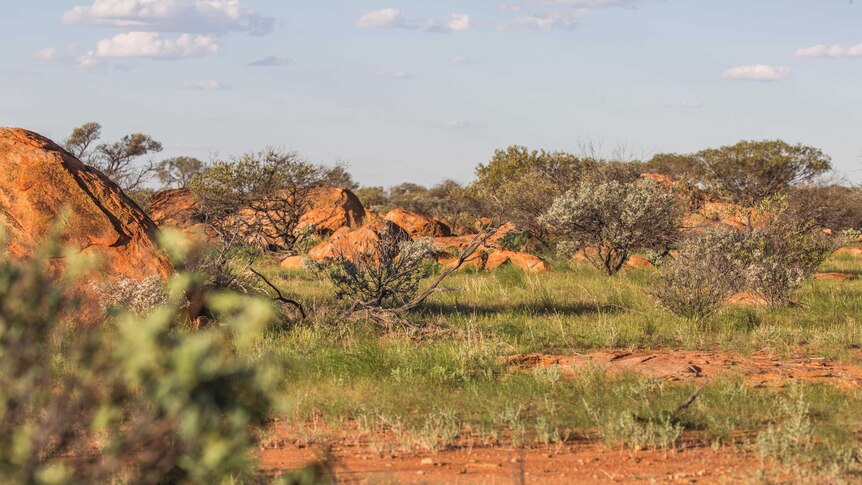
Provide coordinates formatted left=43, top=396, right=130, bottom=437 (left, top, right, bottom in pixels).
left=835, top=246, right=862, bottom=258
left=384, top=208, right=451, bottom=238
left=0, top=128, right=171, bottom=282
left=149, top=188, right=202, bottom=228
left=624, top=256, right=656, bottom=270
left=307, top=219, right=409, bottom=262
left=814, top=272, right=856, bottom=281
left=485, top=250, right=550, bottom=274
left=726, top=292, right=768, bottom=307
left=297, top=187, right=366, bottom=237
left=280, top=255, right=306, bottom=270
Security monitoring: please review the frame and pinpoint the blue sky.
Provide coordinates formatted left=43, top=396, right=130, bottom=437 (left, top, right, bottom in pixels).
left=1, top=0, right=861, bottom=186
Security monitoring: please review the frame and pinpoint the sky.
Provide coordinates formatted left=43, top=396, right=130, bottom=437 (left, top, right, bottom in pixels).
left=1, top=0, right=861, bottom=187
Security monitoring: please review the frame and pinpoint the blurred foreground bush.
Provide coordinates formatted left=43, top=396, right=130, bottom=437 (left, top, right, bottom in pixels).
left=0, top=230, right=279, bottom=484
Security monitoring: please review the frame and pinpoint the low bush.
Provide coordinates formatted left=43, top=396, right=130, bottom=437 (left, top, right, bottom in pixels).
left=0, top=232, right=280, bottom=483
left=309, top=233, right=436, bottom=309
left=650, top=228, right=752, bottom=322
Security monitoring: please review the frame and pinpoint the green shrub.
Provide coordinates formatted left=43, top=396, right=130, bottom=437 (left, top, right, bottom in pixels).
left=0, top=232, right=280, bottom=483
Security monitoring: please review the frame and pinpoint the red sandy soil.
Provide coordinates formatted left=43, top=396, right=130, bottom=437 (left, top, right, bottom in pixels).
left=504, top=349, right=862, bottom=389
left=259, top=428, right=760, bottom=484
left=258, top=350, right=862, bottom=482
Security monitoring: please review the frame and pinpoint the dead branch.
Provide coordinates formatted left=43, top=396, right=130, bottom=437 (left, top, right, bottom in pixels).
left=249, top=267, right=306, bottom=319
left=672, top=379, right=709, bottom=418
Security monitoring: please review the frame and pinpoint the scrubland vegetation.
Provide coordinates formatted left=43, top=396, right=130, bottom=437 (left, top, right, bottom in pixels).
left=1, top=122, right=862, bottom=483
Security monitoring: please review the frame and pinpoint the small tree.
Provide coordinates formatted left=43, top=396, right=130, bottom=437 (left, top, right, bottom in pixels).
left=321, top=163, right=359, bottom=190
left=541, top=179, right=683, bottom=276
left=694, top=140, right=831, bottom=206
left=189, top=148, right=327, bottom=253
left=472, top=146, right=597, bottom=235
left=650, top=228, right=753, bottom=322
left=64, top=122, right=163, bottom=192
left=156, top=156, right=205, bottom=189
left=64, top=121, right=102, bottom=162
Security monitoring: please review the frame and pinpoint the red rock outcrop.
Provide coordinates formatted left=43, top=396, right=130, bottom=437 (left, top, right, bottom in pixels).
left=485, top=250, right=550, bottom=274
left=0, top=128, right=171, bottom=282
left=384, top=208, right=451, bottom=238
left=148, top=188, right=203, bottom=228
left=307, top=219, right=409, bottom=262
left=297, top=187, right=366, bottom=237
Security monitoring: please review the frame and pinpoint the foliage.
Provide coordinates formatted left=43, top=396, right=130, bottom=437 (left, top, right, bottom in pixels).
left=541, top=179, right=683, bottom=275
left=650, top=228, right=752, bottom=322
left=355, top=180, right=483, bottom=226
left=787, top=184, right=862, bottom=231
left=127, top=187, right=156, bottom=212
left=94, top=275, right=168, bottom=317
left=649, top=140, right=831, bottom=206
left=64, top=122, right=163, bottom=192
left=644, top=152, right=704, bottom=186
left=189, top=148, right=328, bottom=253
left=156, top=156, right=205, bottom=189
left=309, top=233, right=436, bottom=309
left=743, top=198, right=837, bottom=306
left=471, top=146, right=598, bottom=233
left=354, top=186, right=388, bottom=212
left=0, top=232, right=279, bottom=484
left=320, top=163, right=358, bottom=190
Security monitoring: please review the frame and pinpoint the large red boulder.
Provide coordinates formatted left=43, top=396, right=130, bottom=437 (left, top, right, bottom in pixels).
left=384, top=208, right=451, bottom=237
left=297, top=187, right=366, bottom=237
left=148, top=188, right=203, bottom=228
left=0, top=128, right=171, bottom=281
left=307, top=219, right=409, bottom=262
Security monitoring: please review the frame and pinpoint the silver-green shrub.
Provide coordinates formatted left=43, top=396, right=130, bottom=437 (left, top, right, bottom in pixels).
left=541, top=179, right=683, bottom=275
left=650, top=228, right=753, bottom=322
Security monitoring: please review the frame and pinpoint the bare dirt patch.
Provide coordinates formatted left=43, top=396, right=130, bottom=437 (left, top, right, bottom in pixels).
left=258, top=429, right=759, bottom=484
left=504, top=349, right=862, bottom=388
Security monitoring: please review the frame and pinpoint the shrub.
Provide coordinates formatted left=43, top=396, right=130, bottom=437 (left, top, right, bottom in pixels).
left=189, top=148, right=328, bottom=253
left=0, top=233, right=280, bottom=483
left=650, top=228, right=752, bottom=322
left=744, top=201, right=836, bottom=306
left=471, top=146, right=597, bottom=236
left=541, top=179, right=683, bottom=275
left=94, top=275, right=168, bottom=317
left=310, top=233, right=436, bottom=309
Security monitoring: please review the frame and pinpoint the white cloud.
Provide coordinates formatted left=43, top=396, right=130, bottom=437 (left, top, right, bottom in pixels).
left=499, top=0, right=644, bottom=31
left=722, top=65, right=791, bottom=82
left=183, top=80, right=229, bottom=90
left=33, top=48, right=62, bottom=61
left=531, top=0, right=642, bottom=7
left=795, top=43, right=862, bottom=59
left=355, top=8, right=406, bottom=29
left=94, top=31, right=218, bottom=58
left=503, top=12, right=580, bottom=31
left=440, top=120, right=483, bottom=129
left=659, top=100, right=703, bottom=109
left=374, top=70, right=414, bottom=79
left=451, top=55, right=471, bottom=63
left=427, top=13, right=471, bottom=33
left=62, top=0, right=274, bottom=35
left=246, top=55, right=294, bottom=66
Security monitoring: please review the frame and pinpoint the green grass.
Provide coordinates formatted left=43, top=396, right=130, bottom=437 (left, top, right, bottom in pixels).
left=253, top=253, right=862, bottom=477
